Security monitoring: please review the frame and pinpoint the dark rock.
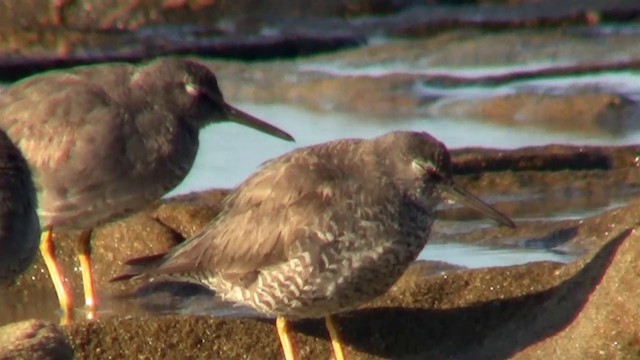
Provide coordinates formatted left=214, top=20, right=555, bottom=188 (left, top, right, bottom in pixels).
left=0, top=319, right=73, bottom=360
left=450, top=144, right=640, bottom=173
left=430, top=91, right=640, bottom=136
left=3, top=0, right=640, bottom=81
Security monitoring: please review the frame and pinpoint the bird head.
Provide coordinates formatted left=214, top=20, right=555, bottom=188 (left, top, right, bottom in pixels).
left=378, top=131, right=515, bottom=228
left=137, top=58, right=294, bottom=142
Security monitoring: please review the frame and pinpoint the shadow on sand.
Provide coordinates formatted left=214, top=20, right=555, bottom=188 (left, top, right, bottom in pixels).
left=291, top=228, right=631, bottom=359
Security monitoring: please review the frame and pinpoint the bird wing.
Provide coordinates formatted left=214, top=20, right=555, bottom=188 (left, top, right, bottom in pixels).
left=0, top=66, right=136, bottom=173
left=132, top=142, right=373, bottom=279
left=0, top=66, right=152, bottom=225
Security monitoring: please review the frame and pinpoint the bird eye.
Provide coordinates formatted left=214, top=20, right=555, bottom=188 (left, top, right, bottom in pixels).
left=411, top=159, right=442, bottom=180
left=185, top=82, right=199, bottom=96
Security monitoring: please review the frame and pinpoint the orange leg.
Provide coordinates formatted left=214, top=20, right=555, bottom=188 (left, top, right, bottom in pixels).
left=325, top=316, right=346, bottom=360
left=39, top=227, right=74, bottom=325
left=76, top=228, right=97, bottom=320
left=276, top=316, right=297, bottom=360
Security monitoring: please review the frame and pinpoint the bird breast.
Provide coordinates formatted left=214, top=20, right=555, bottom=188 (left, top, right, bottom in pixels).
left=218, top=198, right=434, bottom=318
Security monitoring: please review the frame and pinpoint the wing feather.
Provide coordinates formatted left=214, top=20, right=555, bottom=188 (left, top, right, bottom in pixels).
left=0, top=64, right=189, bottom=227
left=141, top=144, right=363, bottom=278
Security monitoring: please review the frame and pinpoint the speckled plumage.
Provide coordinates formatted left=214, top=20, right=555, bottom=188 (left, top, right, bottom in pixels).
left=0, top=130, right=39, bottom=284
left=115, top=131, right=514, bottom=319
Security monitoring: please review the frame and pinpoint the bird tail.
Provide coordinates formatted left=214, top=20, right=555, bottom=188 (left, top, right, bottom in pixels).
left=110, top=253, right=168, bottom=282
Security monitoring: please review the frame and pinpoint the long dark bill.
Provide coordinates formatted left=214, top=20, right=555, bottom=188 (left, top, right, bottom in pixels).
left=225, top=103, right=295, bottom=142
left=438, top=181, right=516, bottom=228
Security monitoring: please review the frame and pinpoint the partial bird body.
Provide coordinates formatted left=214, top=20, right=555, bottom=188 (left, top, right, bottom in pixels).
left=0, top=57, right=294, bottom=323
left=2, top=60, right=217, bottom=229
left=0, top=129, right=40, bottom=284
left=116, top=132, right=514, bottom=321
left=115, top=131, right=515, bottom=360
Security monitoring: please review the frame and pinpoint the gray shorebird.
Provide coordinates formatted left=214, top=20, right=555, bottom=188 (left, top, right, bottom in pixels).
left=0, top=130, right=40, bottom=285
left=0, top=57, right=294, bottom=324
left=113, top=131, right=515, bottom=360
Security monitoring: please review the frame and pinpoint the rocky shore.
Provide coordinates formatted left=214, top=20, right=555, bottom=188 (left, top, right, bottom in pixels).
left=2, top=0, right=640, bottom=358
left=0, top=143, right=638, bottom=359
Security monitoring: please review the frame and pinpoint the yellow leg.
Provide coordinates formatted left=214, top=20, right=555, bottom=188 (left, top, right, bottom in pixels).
left=325, top=316, right=345, bottom=360
left=39, top=227, right=74, bottom=325
left=76, top=228, right=96, bottom=320
left=276, top=316, right=297, bottom=360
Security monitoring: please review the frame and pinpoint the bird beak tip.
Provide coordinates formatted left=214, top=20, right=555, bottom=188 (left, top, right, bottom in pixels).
left=439, top=181, right=516, bottom=229
left=224, top=103, right=295, bottom=142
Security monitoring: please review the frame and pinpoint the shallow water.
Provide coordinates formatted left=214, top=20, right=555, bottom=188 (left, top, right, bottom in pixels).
left=167, top=102, right=638, bottom=268
left=2, top=42, right=639, bottom=329
left=170, top=102, right=640, bottom=193
left=419, top=243, right=573, bottom=269
left=2, top=69, right=637, bottom=325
